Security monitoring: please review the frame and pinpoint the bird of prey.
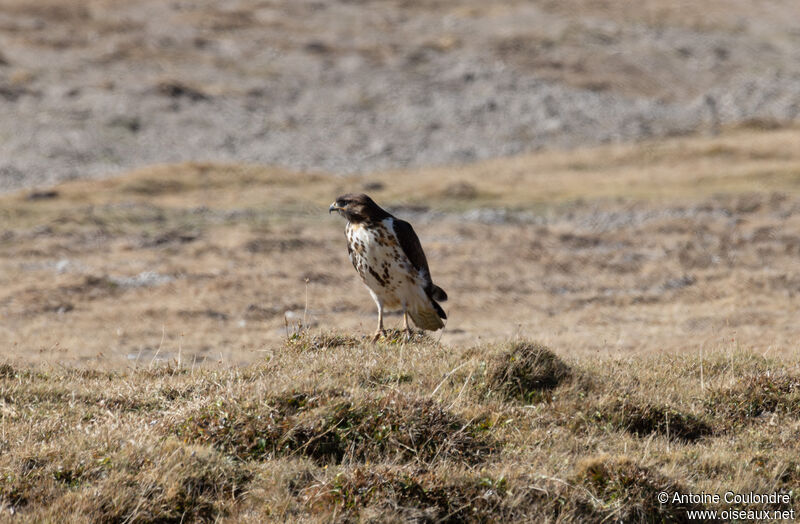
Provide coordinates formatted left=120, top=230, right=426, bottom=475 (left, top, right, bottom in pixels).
left=329, top=193, right=447, bottom=341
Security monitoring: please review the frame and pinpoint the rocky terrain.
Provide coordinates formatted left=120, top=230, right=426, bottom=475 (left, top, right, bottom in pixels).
left=2, top=0, right=800, bottom=192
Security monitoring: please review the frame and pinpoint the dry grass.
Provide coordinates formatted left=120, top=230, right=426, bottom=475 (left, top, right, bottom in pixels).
left=174, top=389, right=496, bottom=465
left=487, top=341, right=572, bottom=402
left=1, top=335, right=798, bottom=521
left=596, top=398, right=713, bottom=442
left=706, top=372, right=800, bottom=424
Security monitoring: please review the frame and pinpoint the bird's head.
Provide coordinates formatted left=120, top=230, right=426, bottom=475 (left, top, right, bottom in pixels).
left=329, top=193, right=389, bottom=223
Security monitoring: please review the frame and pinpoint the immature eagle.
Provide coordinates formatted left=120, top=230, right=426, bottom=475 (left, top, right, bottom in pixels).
left=329, top=194, right=447, bottom=341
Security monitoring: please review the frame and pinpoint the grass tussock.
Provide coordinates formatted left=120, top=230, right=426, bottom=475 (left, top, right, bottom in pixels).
left=2, top=449, right=107, bottom=509
left=174, top=391, right=330, bottom=462
left=176, top=390, right=496, bottom=465
left=573, top=455, right=704, bottom=522
left=488, top=341, right=571, bottom=402
left=306, top=467, right=507, bottom=522
left=597, top=398, right=713, bottom=442
left=706, top=371, right=800, bottom=422
left=0, top=362, right=15, bottom=379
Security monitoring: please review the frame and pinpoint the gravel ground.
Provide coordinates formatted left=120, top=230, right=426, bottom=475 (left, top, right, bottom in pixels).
left=2, top=0, right=800, bottom=193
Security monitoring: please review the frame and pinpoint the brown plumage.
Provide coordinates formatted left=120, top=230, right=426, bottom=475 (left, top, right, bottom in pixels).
left=329, top=193, right=447, bottom=341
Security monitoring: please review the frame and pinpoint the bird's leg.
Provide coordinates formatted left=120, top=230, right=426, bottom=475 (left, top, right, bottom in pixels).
left=403, top=309, right=413, bottom=341
left=372, top=302, right=385, bottom=342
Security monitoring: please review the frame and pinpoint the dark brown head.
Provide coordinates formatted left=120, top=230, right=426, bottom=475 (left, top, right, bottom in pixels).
left=329, top=193, right=391, bottom=223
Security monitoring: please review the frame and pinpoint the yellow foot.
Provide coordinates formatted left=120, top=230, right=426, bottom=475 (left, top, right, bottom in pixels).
left=371, top=330, right=386, bottom=343
left=404, top=329, right=414, bottom=342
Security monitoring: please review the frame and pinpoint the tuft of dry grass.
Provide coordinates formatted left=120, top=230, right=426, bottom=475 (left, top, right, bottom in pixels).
left=488, top=341, right=571, bottom=402
left=596, top=398, right=714, bottom=442
left=0, top=363, right=15, bottom=379
left=573, top=455, right=705, bottom=522
left=706, top=372, right=800, bottom=423
left=1, top=437, right=250, bottom=521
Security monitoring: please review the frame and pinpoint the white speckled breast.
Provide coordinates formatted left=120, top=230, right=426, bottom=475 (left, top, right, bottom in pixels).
left=345, top=218, right=425, bottom=309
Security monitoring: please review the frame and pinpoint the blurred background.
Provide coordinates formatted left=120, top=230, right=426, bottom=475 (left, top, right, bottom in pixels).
left=2, top=1, right=800, bottom=367
left=2, top=0, right=800, bottom=192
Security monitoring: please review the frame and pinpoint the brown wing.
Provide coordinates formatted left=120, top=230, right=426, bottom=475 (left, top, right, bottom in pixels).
left=392, top=219, right=448, bottom=303
left=392, top=219, right=431, bottom=277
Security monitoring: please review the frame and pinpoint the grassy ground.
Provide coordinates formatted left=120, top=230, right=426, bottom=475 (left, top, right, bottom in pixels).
left=1, top=126, right=799, bottom=520
left=0, top=336, right=798, bottom=521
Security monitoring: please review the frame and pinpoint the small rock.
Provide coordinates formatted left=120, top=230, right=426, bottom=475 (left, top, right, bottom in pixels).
left=27, top=190, right=58, bottom=201
left=305, top=41, right=330, bottom=54
left=155, top=80, right=209, bottom=101
left=662, top=275, right=697, bottom=290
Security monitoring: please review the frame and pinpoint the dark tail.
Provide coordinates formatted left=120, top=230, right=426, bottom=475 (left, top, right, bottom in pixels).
left=430, top=284, right=447, bottom=302
left=432, top=299, right=446, bottom=320
left=423, top=283, right=447, bottom=324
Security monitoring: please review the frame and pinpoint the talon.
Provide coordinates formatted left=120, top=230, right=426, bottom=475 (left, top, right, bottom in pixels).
left=371, top=330, right=385, bottom=343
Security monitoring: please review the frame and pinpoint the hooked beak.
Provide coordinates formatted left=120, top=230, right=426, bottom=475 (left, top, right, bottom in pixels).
left=329, top=202, right=342, bottom=214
